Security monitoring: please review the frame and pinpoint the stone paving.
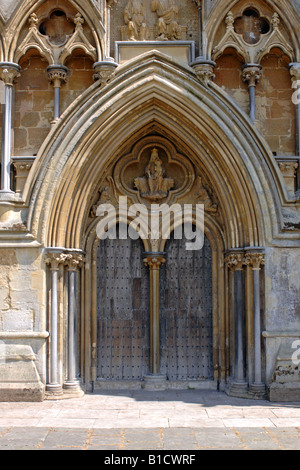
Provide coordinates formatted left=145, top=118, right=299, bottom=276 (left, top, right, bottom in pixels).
left=0, top=390, right=300, bottom=450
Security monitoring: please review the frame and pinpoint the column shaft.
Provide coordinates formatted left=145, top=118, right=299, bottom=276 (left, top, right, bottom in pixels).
left=225, top=252, right=247, bottom=396
left=144, top=255, right=166, bottom=376
left=45, top=252, right=65, bottom=395
left=149, top=265, right=160, bottom=375
left=63, top=253, right=84, bottom=394
left=50, top=268, right=59, bottom=386
left=1, top=84, right=13, bottom=191
left=245, top=251, right=265, bottom=397
left=234, top=267, right=246, bottom=384
left=253, top=268, right=262, bottom=384
left=0, top=63, right=21, bottom=193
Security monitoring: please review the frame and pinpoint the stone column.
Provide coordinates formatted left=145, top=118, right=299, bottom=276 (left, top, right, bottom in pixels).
left=105, top=0, right=117, bottom=59
left=143, top=254, right=166, bottom=390
left=0, top=63, right=21, bottom=194
left=47, top=65, right=69, bottom=122
left=242, top=64, right=262, bottom=122
left=289, top=63, right=300, bottom=187
left=63, top=252, right=85, bottom=394
left=245, top=251, right=266, bottom=398
left=45, top=251, right=66, bottom=395
left=225, top=252, right=248, bottom=396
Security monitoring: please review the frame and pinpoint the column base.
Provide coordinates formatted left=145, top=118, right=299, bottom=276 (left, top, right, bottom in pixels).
left=46, top=383, right=63, bottom=396
left=142, top=374, right=167, bottom=391
left=227, top=380, right=248, bottom=398
left=63, top=380, right=85, bottom=397
left=249, top=383, right=266, bottom=399
left=0, top=190, right=17, bottom=203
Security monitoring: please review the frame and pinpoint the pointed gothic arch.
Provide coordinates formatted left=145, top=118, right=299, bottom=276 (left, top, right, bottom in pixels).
left=22, top=50, right=289, bottom=395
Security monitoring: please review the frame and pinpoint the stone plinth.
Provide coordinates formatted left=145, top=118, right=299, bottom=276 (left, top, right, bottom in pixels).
left=269, top=343, right=300, bottom=402
left=142, top=374, right=167, bottom=391
left=0, top=344, right=45, bottom=402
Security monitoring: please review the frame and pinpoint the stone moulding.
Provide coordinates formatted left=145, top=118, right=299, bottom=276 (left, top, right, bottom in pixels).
left=114, top=40, right=196, bottom=65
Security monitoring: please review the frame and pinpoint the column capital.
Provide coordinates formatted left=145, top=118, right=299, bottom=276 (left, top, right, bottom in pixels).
left=289, top=63, right=300, bottom=82
left=0, top=62, right=21, bottom=86
left=245, top=252, right=265, bottom=270
left=242, top=64, right=262, bottom=87
left=93, top=60, right=118, bottom=86
left=225, top=251, right=244, bottom=271
left=191, top=58, right=216, bottom=86
left=47, top=65, right=70, bottom=87
left=45, top=251, right=68, bottom=270
left=64, top=252, right=85, bottom=272
left=143, top=254, right=166, bottom=270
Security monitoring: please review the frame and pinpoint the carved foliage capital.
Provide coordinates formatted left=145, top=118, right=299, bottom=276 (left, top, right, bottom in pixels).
left=64, top=253, right=85, bottom=271
left=45, top=252, right=68, bottom=270
left=143, top=255, right=166, bottom=270
left=245, top=252, right=265, bottom=270
left=242, top=65, right=262, bottom=87
left=225, top=252, right=244, bottom=271
left=0, top=65, right=21, bottom=86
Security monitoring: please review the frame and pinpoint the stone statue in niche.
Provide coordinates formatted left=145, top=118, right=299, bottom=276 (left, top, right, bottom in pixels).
left=151, top=0, right=181, bottom=40
left=123, top=0, right=148, bottom=41
left=134, top=148, right=175, bottom=200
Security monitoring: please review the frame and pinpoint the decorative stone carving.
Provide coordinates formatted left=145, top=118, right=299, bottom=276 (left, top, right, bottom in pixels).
left=151, top=0, right=183, bottom=40
left=59, top=13, right=97, bottom=64
left=212, top=10, right=294, bottom=65
left=277, top=160, right=299, bottom=194
left=12, top=156, right=35, bottom=194
left=123, top=0, right=148, bottom=41
left=15, top=11, right=96, bottom=66
left=93, top=59, right=118, bottom=86
left=134, top=148, right=175, bottom=200
left=0, top=63, right=21, bottom=86
left=90, top=176, right=119, bottom=217
left=47, top=65, right=69, bottom=87
left=113, top=137, right=195, bottom=207
left=194, top=176, right=218, bottom=214
left=225, top=252, right=245, bottom=271
left=242, top=64, right=262, bottom=88
left=245, top=252, right=265, bottom=270
left=191, top=59, right=216, bottom=86
left=64, top=253, right=85, bottom=272
left=45, top=252, right=68, bottom=270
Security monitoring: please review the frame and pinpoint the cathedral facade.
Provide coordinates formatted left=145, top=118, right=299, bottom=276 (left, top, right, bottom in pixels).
left=0, top=0, right=299, bottom=402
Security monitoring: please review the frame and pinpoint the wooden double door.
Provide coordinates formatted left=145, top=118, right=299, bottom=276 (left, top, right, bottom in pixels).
left=97, top=231, right=213, bottom=383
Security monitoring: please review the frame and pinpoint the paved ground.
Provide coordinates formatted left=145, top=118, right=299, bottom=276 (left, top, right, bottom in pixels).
left=0, top=390, right=300, bottom=450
